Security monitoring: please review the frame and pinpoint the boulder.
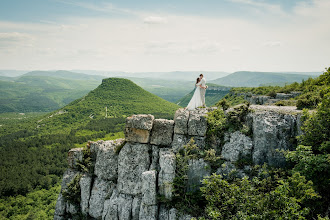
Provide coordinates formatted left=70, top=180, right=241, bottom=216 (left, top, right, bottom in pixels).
left=80, top=174, right=92, bottom=215
left=67, top=148, right=83, bottom=169
left=94, top=139, right=125, bottom=181
left=188, top=109, right=208, bottom=136
left=125, top=114, right=154, bottom=143
left=89, top=178, right=115, bottom=219
left=150, top=119, right=174, bottom=146
left=174, top=108, right=190, bottom=135
left=158, top=149, right=176, bottom=200
left=221, top=131, right=253, bottom=162
left=187, top=158, right=210, bottom=192
left=117, top=143, right=150, bottom=195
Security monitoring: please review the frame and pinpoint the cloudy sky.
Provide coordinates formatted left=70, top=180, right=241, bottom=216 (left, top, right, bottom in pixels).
left=0, top=0, right=329, bottom=72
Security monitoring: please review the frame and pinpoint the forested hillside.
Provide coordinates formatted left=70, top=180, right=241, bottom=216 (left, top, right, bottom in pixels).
left=0, top=78, right=179, bottom=219
left=210, top=71, right=318, bottom=87
left=0, top=71, right=103, bottom=113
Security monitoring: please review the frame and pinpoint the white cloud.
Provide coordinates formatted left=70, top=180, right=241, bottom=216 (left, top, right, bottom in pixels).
left=143, top=16, right=168, bottom=24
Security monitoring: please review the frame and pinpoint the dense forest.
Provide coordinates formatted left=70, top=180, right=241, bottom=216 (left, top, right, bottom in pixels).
left=0, top=78, right=179, bottom=219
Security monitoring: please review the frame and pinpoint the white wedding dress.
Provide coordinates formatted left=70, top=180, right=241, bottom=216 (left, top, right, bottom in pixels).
left=187, top=82, right=203, bottom=110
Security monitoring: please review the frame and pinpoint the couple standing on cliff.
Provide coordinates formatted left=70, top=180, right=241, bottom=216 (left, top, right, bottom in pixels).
left=186, top=74, right=207, bottom=110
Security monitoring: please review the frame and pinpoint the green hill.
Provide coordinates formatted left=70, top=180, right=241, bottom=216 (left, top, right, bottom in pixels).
left=0, top=71, right=103, bottom=113
left=0, top=78, right=179, bottom=200
left=176, top=83, right=231, bottom=107
left=210, top=71, right=318, bottom=87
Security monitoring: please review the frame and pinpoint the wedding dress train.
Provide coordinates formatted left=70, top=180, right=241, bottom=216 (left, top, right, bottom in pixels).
left=186, top=82, right=203, bottom=110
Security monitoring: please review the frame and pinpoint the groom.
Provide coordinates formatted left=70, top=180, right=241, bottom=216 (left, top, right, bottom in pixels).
left=200, top=74, right=206, bottom=107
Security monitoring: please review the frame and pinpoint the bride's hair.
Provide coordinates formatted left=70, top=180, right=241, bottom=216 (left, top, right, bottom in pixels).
left=196, top=78, right=200, bottom=84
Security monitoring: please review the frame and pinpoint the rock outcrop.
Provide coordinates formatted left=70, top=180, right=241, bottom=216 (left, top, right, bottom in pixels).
left=55, top=105, right=302, bottom=220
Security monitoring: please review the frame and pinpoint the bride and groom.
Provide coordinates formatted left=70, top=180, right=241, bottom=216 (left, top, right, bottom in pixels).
left=186, top=74, right=207, bottom=110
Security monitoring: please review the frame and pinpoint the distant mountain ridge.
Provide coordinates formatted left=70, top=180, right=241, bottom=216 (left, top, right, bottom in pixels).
left=209, top=71, right=319, bottom=87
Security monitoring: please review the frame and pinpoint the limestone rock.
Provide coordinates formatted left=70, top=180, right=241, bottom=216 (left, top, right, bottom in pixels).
left=80, top=174, right=92, bottom=215
left=172, top=134, right=188, bottom=152
left=94, top=139, right=125, bottom=181
left=158, top=149, right=176, bottom=200
left=159, top=205, right=177, bottom=220
left=132, top=197, right=142, bottom=220
left=150, top=119, right=174, bottom=146
left=187, top=158, right=210, bottom=192
left=221, top=131, right=253, bottom=162
left=141, top=171, right=157, bottom=206
left=249, top=110, right=298, bottom=167
left=66, top=202, right=79, bottom=215
left=188, top=109, right=208, bottom=136
left=117, top=143, right=150, bottom=195
left=117, top=194, right=134, bottom=220
left=174, top=108, right=190, bottom=135
left=126, top=114, right=154, bottom=130
left=67, top=148, right=83, bottom=169
left=139, top=203, right=158, bottom=220
left=54, top=193, right=66, bottom=217
left=102, top=189, right=119, bottom=220
left=125, top=114, right=154, bottom=143
left=89, top=178, right=115, bottom=219
left=191, top=136, right=206, bottom=150
left=149, top=145, right=159, bottom=171
left=53, top=215, right=65, bottom=220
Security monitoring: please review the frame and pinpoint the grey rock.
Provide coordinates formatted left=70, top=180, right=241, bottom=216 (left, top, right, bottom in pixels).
left=126, top=114, right=154, bottom=130
left=54, top=215, right=65, bottom=220
left=125, top=114, right=154, bottom=143
left=188, top=109, right=208, bottom=136
left=250, top=96, right=271, bottom=105
left=150, top=119, right=174, bottom=146
left=117, top=143, right=151, bottom=195
left=221, top=131, right=253, bottom=162
left=132, top=197, right=142, bottom=220
left=250, top=110, right=298, bottom=167
left=139, top=203, right=158, bottom=220
left=141, top=171, right=157, bottom=206
left=172, top=134, right=188, bottom=152
left=276, top=93, right=294, bottom=100
left=117, top=194, right=133, bottom=220
left=174, top=108, right=190, bottom=135
left=149, top=145, right=159, bottom=171
left=54, top=193, right=66, bottom=216
left=187, top=158, right=210, bottom=192
left=94, top=139, right=125, bottom=181
left=89, top=178, right=115, bottom=219
left=190, top=136, right=206, bottom=150
left=159, top=205, right=177, bottom=220
left=80, top=174, right=92, bottom=215
left=66, top=202, right=79, bottom=215
left=102, top=188, right=119, bottom=220
left=158, top=149, right=176, bottom=200
left=216, top=161, right=248, bottom=178
left=67, top=148, right=83, bottom=169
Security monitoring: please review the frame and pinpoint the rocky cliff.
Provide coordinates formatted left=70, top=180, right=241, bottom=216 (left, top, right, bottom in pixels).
left=54, top=105, right=302, bottom=220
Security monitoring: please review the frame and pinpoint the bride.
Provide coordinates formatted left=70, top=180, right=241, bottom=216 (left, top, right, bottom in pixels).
left=186, top=77, right=203, bottom=110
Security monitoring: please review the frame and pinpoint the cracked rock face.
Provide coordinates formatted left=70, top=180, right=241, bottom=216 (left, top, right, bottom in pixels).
left=117, top=143, right=151, bottom=195
left=150, top=119, right=174, bottom=146
left=94, top=139, right=125, bottom=181
left=158, top=149, right=176, bottom=200
left=80, top=174, right=92, bottom=215
left=187, top=158, right=210, bottom=192
left=188, top=109, right=208, bottom=136
left=221, top=131, right=253, bottom=162
left=174, top=108, right=190, bottom=135
left=89, top=178, right=115, bottom=219
left=67, top=148, right=83, bottom=169
left=249, top=110, right=298, bottom=167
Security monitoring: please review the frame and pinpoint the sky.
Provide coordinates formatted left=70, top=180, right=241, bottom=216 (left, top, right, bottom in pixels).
left=0, top=0, right=329, bottom=72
